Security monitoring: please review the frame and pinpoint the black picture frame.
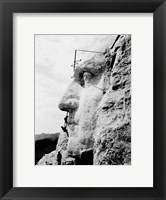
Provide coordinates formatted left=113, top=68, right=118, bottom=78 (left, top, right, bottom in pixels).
left=0, top=0, right=166, bottom=199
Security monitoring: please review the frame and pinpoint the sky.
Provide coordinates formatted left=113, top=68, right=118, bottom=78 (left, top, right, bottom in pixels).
left=35, top=35, right=116, bottom=134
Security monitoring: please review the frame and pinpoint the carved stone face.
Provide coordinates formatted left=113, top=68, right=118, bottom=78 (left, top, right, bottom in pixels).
left=58, top=53, right=108, bottom=156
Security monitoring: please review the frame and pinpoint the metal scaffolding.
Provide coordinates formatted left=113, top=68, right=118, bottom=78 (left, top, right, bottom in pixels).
left=71, top=49, right=104, bottom=72
left=71, top=35, right=121, bottom=72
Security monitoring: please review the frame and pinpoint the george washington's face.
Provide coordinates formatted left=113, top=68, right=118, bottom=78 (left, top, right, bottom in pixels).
left=57, top=35, right=131, bottom=165
left=58, top=53, right=108, bottom=156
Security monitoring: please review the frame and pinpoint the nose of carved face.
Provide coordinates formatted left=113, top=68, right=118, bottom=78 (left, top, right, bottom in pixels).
left=58, top=80, right=81, bottom=112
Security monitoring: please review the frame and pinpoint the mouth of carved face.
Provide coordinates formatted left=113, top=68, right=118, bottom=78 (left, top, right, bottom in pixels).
left=67, top=110, right=80, bottom=137
left=67, top=110, right=78, bottom=127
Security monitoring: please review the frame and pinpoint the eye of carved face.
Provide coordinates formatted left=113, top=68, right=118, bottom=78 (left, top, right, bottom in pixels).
left=83, top=72, right=93, bottom=81
left=75, top=71, right=94, bottom=87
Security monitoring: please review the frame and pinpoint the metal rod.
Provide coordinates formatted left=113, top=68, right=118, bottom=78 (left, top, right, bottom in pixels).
left=71, top=64, right=78, bottom=67
left=76, top=49, right=103, bottom=54
left=73, top=50, right=77, bottom=72
left=71, top=59, right=82, bottom=67
left=72, top=49, right=103, bottom=72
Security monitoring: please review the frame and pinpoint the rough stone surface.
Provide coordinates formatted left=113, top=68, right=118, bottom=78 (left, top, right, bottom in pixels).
left=37, top=35, right=131, bottom=165
left=93, top=35, right=131, bottom=165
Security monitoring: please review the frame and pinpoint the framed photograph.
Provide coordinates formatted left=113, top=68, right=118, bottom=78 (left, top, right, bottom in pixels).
left=0, top=0, right=166, bottom=199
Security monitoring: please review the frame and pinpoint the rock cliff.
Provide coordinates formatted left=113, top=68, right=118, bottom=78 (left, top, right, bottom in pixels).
left=37, top=35, right=131, bottom=165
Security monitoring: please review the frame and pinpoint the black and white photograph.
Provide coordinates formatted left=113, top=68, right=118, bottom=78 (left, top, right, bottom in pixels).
left=35, top=34, right=131, bottom=165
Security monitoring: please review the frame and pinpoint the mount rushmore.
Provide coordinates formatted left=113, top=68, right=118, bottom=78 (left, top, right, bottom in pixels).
left=37, top=35, right=131, bottom=165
